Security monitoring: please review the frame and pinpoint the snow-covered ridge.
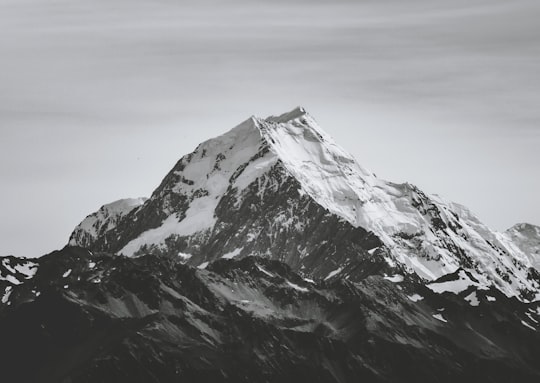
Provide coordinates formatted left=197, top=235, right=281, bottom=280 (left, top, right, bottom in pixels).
left=69, top=198, right=147, bottom=248
left=255, top=108, right=540, bottom=300
left=68, top=107, right=540, bottom=301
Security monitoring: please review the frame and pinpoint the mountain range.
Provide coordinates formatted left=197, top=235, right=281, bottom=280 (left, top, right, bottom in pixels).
left=1, top=107, right=539, bottom=382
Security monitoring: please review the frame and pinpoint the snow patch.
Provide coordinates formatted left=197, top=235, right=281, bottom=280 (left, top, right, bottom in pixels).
left=526, top=312, right=538, bottom=324
left=3, top=275, right=21, bottom=285
left=14, top=262, right=38, bottom=279
left=464, top=291, right=480, bottom=306
left=286, top=281, right=309, bottom=292
left=521, top=320, right=536, bottom=331
left=384, top=274, right=404, bottom=283
left=2, top=286, right=13, bottom=304
left=256, top=265, right=274, bottom=277
left=198, top=262, right=209, bottom=270
left=324, top=267, right=343, bottom=280
left=432, top=313, right=448, bottom=323
left=2, top=258, right=16, bottom=273
left=1, top=259, right=38, bottom=281
left=222, top=248, right=243, bottom=260
left=407, top=294, right=424, bottom=302
left=178, top=252, right=193, bottom=260
left=120, top=203, right=216, bottom=257
left=63, top=269, right=72, bottom=278
left=427, top=270, right=486, bottom=294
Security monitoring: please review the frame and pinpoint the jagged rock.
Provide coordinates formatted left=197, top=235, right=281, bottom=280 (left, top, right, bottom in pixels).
left=1, top=247, right=539, bottom=383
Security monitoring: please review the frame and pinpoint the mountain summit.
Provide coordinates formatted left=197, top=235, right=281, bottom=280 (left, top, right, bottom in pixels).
left=69, top=107, right=540, bottom=301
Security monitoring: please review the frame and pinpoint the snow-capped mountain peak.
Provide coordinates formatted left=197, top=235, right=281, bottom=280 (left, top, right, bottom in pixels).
left=255, top=107, right=378, bottom=227
left=252, top=110, right=540, bottom=299
left=68, top=107, right=540, bottom=302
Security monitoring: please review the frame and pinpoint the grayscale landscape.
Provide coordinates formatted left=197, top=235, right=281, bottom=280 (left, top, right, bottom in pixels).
left=1, top=1, right=539, bottom=382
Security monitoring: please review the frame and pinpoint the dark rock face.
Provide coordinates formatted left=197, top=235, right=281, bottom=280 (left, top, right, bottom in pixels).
left=1, top=247, right=539, bottom=383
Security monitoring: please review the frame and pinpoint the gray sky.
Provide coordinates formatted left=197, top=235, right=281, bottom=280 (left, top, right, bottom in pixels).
left=1, top=0, right=539, bottom=257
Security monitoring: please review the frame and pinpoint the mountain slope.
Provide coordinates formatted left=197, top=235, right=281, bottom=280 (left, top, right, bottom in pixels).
left=1, top=247, right=539, bottom=383
left=69, top=198, right=147, bottom=248
left=506, top=223, right=540, bottom=270
left=69, top=107, right=540, bottom=301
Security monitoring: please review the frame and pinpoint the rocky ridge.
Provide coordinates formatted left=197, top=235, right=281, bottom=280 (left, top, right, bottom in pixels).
left=1, top=247, right=539, bottom=383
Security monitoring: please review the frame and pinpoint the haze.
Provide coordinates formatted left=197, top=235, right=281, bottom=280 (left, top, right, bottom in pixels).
left=1, top=0, right=539, bottom=257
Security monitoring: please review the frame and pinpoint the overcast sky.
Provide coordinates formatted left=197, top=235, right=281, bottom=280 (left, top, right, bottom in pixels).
left=1, top=0, right=539, bottom=257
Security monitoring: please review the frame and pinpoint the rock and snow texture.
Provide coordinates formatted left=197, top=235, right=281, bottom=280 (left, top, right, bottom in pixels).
left=427, top=269, right=488, bottom=295
left=69, top=107, right=540, bottom=302
left=69, top=198, right=147, bottom=248
left=0, top=256, right=38, bottom=287
left=2, top=248, right=540, bottom=382
left=0, top=257, right=39, bottom=305
left=117, top=119, right=274, bottom=257
left=505, top=223, right=540, bottom=270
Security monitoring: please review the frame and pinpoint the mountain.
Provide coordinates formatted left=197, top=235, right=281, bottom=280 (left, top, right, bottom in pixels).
left=2, top=107, right=539, bottom=382
left=1, top=247, right=539, bottom=383
left=69, top=107, right=540, bottom=301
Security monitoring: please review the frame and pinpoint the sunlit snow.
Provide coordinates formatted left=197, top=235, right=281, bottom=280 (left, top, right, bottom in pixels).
left=384, top=274, right=404, bottom=283
left=222, top=248, right=243, bottom=259
left=2, top=275, right=21, bottom=285
left=521, top=320, right=536, bottom=331
left=407, top=294, right=424, bottom=302
left=526, top=312, right=538, bottom=324
left=256, top=265, right=274, bottom=277
left=178, top=252, right=193, bottom=260
left=464, top=291, right=480, bottom=306
left=14, top=262, right=38, bottom=279
left=427, top=270, right=487, bottom=295
left=286, top=281, right=308, bottom=292
left=324, top=267, right=343, bottom=280
left=432, top=313, right=448, bottom=323
left=198, top=262, right=209, bottom=270
left=2, top=286, right=13, bottom=304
